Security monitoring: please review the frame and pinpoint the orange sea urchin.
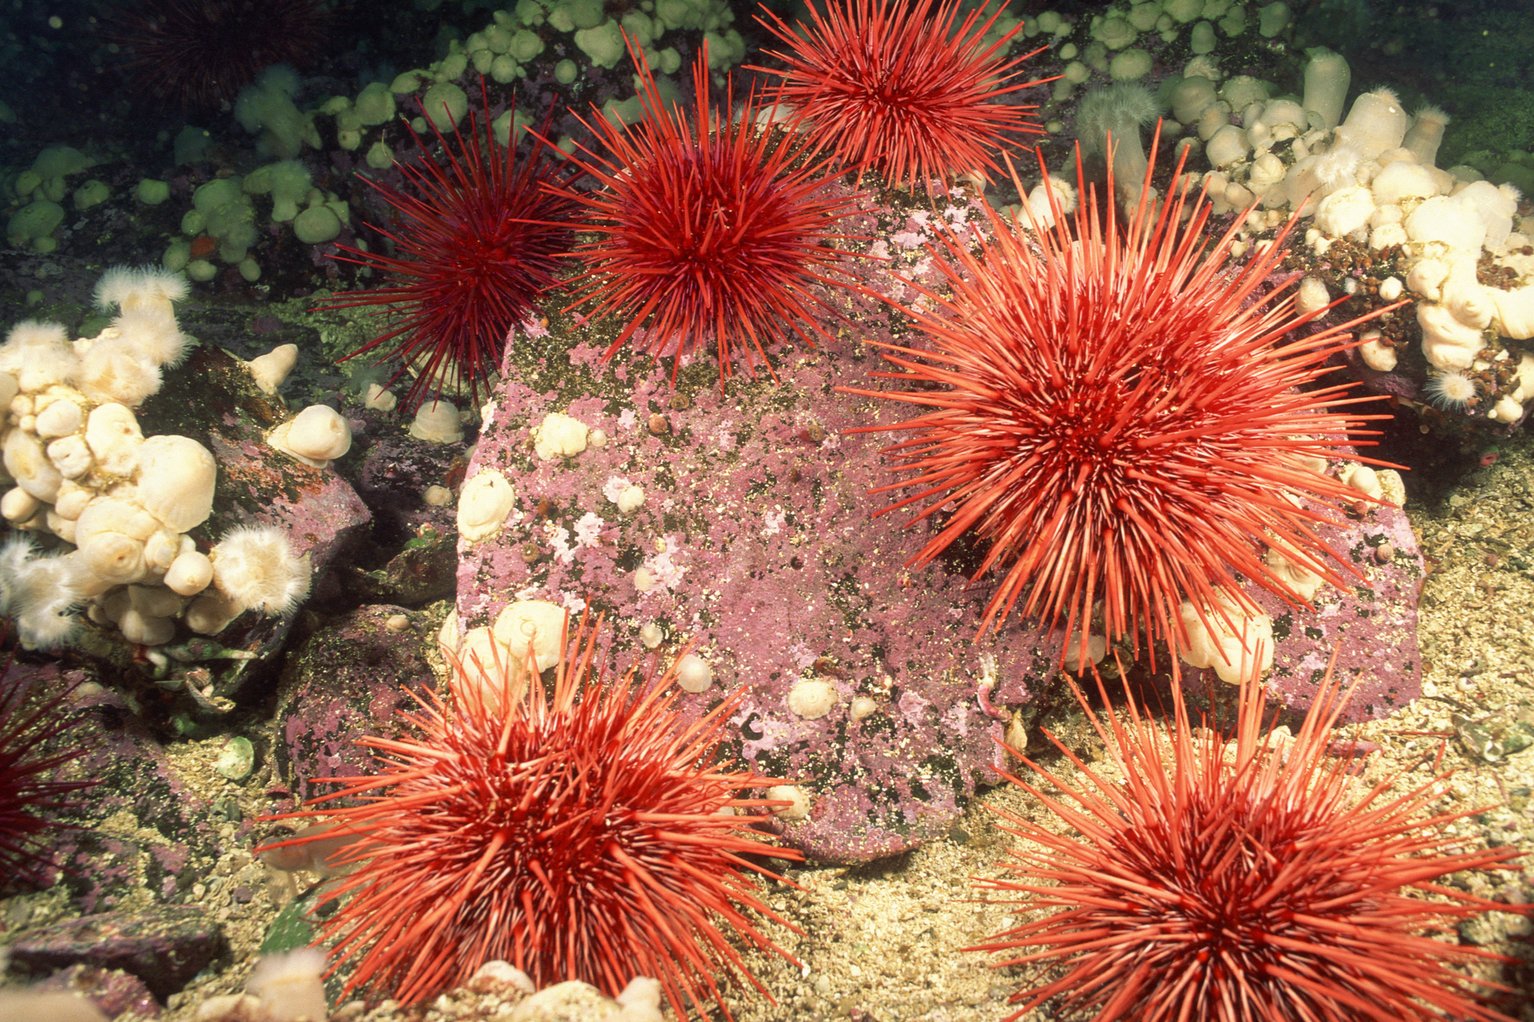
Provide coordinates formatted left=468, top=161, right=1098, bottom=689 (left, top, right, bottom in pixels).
left=264, top=614, right=799, bottom=1018
left=975, top=657, right=1530, bottom=1021
left=842, top=142, right=1397, bottom=664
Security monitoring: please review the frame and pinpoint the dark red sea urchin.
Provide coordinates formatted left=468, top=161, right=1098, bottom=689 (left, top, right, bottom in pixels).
left=753, top=0, right=1051, bottom=194
left=105, top=0, right=332, bottom=111
left=0, top=658, right=91, bottom=889
left=263, top=614, right=800, bottom=1018
left=551, top=41, right=862, bottom=384
left=842, top=142, right=1397, bottom=665
left=318, top=84, right=577, bottom=411
left=975, top=659, right=1531, bottom=1021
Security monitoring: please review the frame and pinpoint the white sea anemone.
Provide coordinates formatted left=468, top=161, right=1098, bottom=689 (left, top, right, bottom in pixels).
left=0, top=535, right=84, bottom=649
left=93, top=265, right=190, bottom=312
left=1424, top=370, right=1477, bottom=410
left=210, top=525, right=311, bottom=615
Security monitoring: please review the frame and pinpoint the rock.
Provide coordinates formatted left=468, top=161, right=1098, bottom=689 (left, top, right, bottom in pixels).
left=271, top=604, right=435, bottom=803
left=1, top=660, right=224, bottom=912
left=5, top=906, right=228, bottom=1001
left=31, top=964, right=160, bottom=1018
left=71, top=346, right=372, bottom=714
left=452, top=189, right=1427, bottom=862
left=1164, top=496, right=1424, bottom=724
left=454, top=325, right=1060, bottom=863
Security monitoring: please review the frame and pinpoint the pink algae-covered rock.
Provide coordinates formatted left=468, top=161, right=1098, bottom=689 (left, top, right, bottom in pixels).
left=454, top=321, right=1061, bottom=863
left=1181, top=498, right=1425, bottom=724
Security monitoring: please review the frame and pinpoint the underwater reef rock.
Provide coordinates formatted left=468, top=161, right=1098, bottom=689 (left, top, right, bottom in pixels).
left=5, top=904, right=228, bottom=1001
left=108, top=346, right=372, bottom=711
left=1, top=660, right=226, bottom=913
left=272, top=604, right=436, bottom=804
left=452, top=326, right=1064, bottom=864
left=452, top=258, right=1430, bottom=862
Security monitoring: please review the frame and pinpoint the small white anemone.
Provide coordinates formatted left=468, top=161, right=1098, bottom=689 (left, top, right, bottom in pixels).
left=1311, top=143, right=1363, bottom=193
left=1424, top=369, right=1477, bottom=411
left=0, top=535, right=84, bottom=649
left=210, top=525, right=312, bottom=615
left=0, top=320, right=76, bottom=391
left=245, top=947, right=328, bottom=1022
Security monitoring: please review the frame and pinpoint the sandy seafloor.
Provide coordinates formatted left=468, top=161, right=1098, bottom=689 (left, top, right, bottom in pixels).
left=4, top=0, right=1534, bottom=1020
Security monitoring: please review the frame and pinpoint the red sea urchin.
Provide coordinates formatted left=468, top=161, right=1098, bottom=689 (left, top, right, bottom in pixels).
left=550, top=42, right=862, bottom=384
left=263, top=614, right=800, bottom=1017
left=842, top=142, right=1396, bottom=663
left=975, top=659, right=1530, bottom=1021
left=105, top=0, right=332, bottom=111
left=318, top=84, right=577, bottom=411
left=752, top=0, right=1051, bottom=194
left=0, top=656, right=91, bottom=889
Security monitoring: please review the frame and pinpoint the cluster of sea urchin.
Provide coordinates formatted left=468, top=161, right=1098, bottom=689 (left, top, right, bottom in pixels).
left=262, top=614, right=799, bottom=1016
left=842, top=139, right=1396, bottom=667
left=328, top=0, right=1052, bottom=394
left=280, top=6, right=1529, bottom=1018
left=976, top=659, right=1530, bottom=1022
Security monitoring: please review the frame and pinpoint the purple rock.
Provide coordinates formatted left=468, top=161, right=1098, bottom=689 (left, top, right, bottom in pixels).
left=271, top=604, right=434, bottom=804
left=1, top=661, right=224, bottom=913
left=452, top=188, right=1426, bottom=863
left=455, top=320, right=1060, bottom=863
left=33, top=964, right=160, bottom=1018
left=5, top=906, right=227, bottom=1001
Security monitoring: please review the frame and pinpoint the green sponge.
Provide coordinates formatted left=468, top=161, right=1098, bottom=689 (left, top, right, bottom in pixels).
left=419, top=81, right=469, bottom=132
left=575, top=21, right=625, bottom=68
left=6, top=199, right=64, bottom=252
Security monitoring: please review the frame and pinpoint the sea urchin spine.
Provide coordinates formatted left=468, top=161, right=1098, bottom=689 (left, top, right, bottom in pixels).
left=842, top=139, right=1401, bottom=666
left=319, top=81, right=577, bottom=411
left=753, top=0, right=1051, bottom=193
left=0, top=653, right=92, bottom=890
left=550, top=39, right=862, bottom=385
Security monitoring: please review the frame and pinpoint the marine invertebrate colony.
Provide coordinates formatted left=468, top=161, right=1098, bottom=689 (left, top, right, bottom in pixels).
left=753, top=0, right=1049, bottom=193
left=975, top=660, right=1529, bottom=1021
left=266, top=614, right=799, bottom=1017
left=552, top=43, right=861, bottom=383
left=844, top=143, right=1392, bottom=663
left=320, top=83, right=576, bottom=410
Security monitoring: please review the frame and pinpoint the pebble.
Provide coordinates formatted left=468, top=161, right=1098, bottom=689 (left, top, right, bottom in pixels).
left=214, top=737, right=254, bottom=782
